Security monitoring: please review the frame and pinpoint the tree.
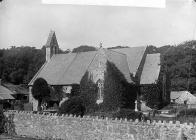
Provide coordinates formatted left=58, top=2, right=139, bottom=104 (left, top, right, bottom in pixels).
left=72, top=45, right=97, bottom=53
left=31, top=78, right=50, bottom=111
left=0, top=46, right=45, bottom=84
left=108, top=46, right=129, bottom=49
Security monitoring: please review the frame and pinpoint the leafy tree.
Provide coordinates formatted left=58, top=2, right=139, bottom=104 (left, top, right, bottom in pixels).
left=72, top=45, right=97, bottom=53
left=0, top=46, right=45, bottom=84
left=108, top=46, right=129, bottom=49
left=31, top=78, right=50, bottom=111
left=160, top=41, right=196, bottom=93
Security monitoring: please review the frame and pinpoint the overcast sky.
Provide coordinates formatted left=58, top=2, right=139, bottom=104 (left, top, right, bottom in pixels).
left=0, top=0, right=196, bottom=50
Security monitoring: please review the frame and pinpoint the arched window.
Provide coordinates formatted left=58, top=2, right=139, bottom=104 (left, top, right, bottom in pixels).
left=96, top=79, right=104, bottom=104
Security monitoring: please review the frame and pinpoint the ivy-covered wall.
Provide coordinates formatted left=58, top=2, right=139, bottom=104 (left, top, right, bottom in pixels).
left=79, top=72, right=98, bottom=113
left=79, top=61, right=137, bottom=113
left=141, top=84, right=161, bottom=109
left=101, top=61, right=137, bottom=111
left=141, top=74, right=170, bottom=109
left=140, top=55, right=171, bottom=109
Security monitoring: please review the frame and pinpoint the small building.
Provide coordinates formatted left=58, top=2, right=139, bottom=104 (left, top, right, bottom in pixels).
left=3, top=83, right=29, bottom=102
left=170, top=91, right=196, bottom=105
left=0, top=79, right=15, bottom=110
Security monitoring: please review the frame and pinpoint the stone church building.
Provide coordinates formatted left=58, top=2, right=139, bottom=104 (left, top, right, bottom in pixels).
left=29, top=31, right=165, bottom=111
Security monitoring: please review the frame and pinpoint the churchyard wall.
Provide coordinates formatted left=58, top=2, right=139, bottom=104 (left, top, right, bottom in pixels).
left=4, top=110, right=196, bottom=140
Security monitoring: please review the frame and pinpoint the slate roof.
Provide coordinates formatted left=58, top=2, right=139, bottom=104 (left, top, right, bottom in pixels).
left=140, top=53, right=161, bottom=84
left=29, top=47, right=160, bottom=86
left=0, top=85, right=15, bottom=100
left=29, top=48, right=135, bottom=86
left=3, top=83, right=29, bottom=95
left=29, top=51, right=97, bottom=85
left=105, top=49, right=133, bottom=83
left=111, top=47, right=147, bottom=76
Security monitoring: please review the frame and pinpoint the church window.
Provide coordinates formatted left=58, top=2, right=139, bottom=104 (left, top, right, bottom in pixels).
left=96, top=79, right=104, bottom=104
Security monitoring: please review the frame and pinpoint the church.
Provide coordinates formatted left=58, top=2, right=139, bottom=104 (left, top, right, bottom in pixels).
left=28, top=31, right=165, bottom=111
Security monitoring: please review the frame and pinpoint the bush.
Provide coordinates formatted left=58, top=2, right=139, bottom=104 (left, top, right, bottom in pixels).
left=90, top=109, right=148, bottom=121
left=177, top=108, right=196, bottom=117
left=0, top=110, right=6, bottom=133
left=58, top=97, right=85, bottom=117
left=112, top=109, right=144, bottom=120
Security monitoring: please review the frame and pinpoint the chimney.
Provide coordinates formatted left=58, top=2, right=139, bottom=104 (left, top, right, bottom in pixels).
left=45, top=30, right=59, bottom=61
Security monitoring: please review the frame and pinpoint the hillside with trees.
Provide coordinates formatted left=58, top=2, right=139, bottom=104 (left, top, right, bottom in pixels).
left=0, top=41, right=195, bottom=94
left=0, top=46, right=45, bottom=85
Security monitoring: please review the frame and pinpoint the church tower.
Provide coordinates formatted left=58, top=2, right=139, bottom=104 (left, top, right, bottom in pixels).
left=45, top=30, right=59, bottom=61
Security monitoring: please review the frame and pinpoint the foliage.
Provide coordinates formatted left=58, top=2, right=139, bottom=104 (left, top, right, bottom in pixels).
left=58, top=96, right=85, bottom=116
left=89, top=109, right=148, bottom=121
left=102, top=61, right=137, bottom=110
left=80, top=71, right=98, bottom=113
left=79, top=61, right=137, bottom=113
left=31, top=78, right=50, bottom=110
left=72, top=45, right=97, bottom=53
left=108, top=46, right=129, bottom=49
left=177, top=108, right=196, bottom=117
left=112, top=109, right=147, bottom=121
left=146, top=41, right=196, bottom=94
left=159, top=41, right=196, bottom=93
left=0, top=110, right=6, bottom=133
left=142, top=54, right=171, bottom=109
left=0, top=46, right=45, bottom=84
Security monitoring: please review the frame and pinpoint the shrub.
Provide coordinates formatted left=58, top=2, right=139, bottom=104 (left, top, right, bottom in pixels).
left=58, top=97, right=85, bottom=116
left=177, top=108, right=196, bottom=117
left=112, top=109, right=144, bottom=120
left=90, top=109, right=148, bottom=121
left=0, top=110, right=6, bottom=133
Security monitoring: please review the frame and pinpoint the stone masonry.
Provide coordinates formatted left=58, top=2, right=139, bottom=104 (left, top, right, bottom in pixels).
left=4, top=110, right=196, bottom=140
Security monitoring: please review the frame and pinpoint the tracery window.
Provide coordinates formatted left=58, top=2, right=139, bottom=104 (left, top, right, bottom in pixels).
left=96, top=79, right=104, bottom=104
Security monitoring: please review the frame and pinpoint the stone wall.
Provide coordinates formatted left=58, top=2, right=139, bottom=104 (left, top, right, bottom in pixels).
left=4, top=110, right=196, bottom=140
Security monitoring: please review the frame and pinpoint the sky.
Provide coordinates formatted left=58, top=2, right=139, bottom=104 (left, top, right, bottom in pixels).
left=0, top=0, right=196, bottom=50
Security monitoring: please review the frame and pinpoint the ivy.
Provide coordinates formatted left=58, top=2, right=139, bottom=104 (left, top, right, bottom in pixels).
left=79, top=61, right=137, bottom=113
